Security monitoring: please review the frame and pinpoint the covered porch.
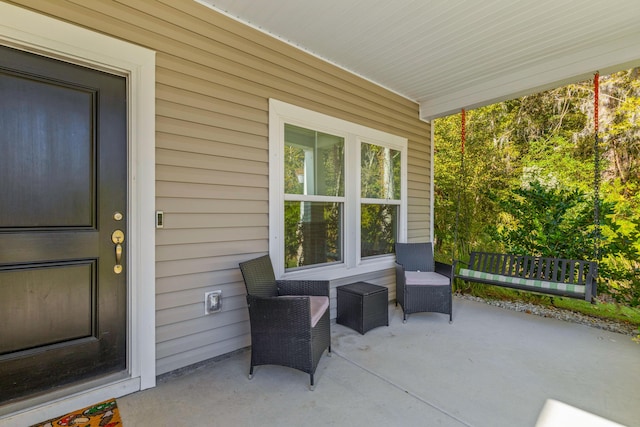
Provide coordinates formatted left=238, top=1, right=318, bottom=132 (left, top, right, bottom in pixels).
left=118, top=297, right=638, bottom=426
left=1, top=1, right=639, bottom=424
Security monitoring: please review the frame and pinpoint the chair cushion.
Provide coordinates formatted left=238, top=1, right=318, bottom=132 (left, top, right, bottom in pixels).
left=405, top=271, right=449, bottom=286
left=280, top=295, right=329, bottom=327
left=309, top=296, right=330, bottom=327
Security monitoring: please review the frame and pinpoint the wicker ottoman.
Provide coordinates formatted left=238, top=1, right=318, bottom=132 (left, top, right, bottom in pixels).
left=337, top=282, right=389, bottom=334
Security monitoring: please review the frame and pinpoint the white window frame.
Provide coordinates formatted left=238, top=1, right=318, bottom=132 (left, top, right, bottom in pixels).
left=359, top=140, right=403, bottom=258
left=269, top=99, right=407, bottom=280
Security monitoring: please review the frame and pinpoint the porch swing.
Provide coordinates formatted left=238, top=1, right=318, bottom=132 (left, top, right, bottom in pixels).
left=452, top=74, right=600, bottom=302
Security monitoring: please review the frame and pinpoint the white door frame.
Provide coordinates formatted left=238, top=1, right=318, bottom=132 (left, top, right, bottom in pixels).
left=0, top=3, right=156, bottom=424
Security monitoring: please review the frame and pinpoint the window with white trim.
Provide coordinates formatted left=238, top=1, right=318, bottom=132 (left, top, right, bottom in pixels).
left=360, top=142, right=401, bottom=257
left=269, top=100, right=407, bottom=278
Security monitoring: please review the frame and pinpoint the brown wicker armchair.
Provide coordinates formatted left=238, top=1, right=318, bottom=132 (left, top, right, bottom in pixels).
left=238, top=255, right=331, bottom=390
left=395, top=243, right=453, bottom=323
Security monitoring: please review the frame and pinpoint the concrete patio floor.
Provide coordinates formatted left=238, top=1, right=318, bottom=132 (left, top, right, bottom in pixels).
left=118, top=297, right=639, bottom=427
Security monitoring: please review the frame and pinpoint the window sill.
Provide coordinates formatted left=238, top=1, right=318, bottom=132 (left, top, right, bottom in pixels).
left=280, top=255, right=396, bottom=282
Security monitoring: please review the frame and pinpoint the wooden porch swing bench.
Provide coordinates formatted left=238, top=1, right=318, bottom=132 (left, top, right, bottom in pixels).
left=454, top=252, right=597, bottom=302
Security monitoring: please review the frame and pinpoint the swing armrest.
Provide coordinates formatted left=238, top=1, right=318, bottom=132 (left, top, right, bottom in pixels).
left=452, top=259, right=468, bottom=271
left=435, top=261, right=453, bottom=279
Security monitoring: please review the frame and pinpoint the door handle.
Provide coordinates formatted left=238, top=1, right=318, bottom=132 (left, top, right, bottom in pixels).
left=111, top=230, right=125, bottom=274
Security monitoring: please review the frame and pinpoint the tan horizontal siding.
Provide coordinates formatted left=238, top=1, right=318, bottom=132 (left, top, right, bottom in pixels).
left=13, top=0, right=431, bottom=374
left=409, top=149, right=431, bottom=163
left=156, top=84, right=265, bottom=124
left=408, top=134, right=432, bottom=234
left=156, top=134, right=265, bottom=163
left=156, top=149, right=267, bottom=176
left=408, top=205, right=429, bottom=216
left=155, top=165, right=267, bottom=188
left=157, top=335, right=250, bottom=375
left=157, top=320, right=249, bottom=362
left=156, top=66, right=264, bottom=110
left=156, top=282, right=246, bottom=312
left=156, top=182, right=266, bottom=200
left=409, top=159, right=430, bottom=173
left=156, top=228, right=266, bottom=248
left=409, top=157, right=430, bottom=168
left=157, top=294, right=247, bottom=327
left=156, top=198, right=267, bottom=214
left=156, top=307, right=248, bottom=344
left=157, top=102, right=267, bottom=139
left=157, top=117, right=266, bottom=149
left=408, top=228, right=430, bottom=239
left=408, top=188, right=430, bottom=200
left=159, top=213, right=267, bottom=230
left=156, top=269, right=250, bottom=294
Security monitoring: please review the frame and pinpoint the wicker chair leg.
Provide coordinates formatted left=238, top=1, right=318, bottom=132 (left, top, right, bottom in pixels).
left=309, top=374, right=315, bottom=391
left=248, top=365, right=254, bottom=380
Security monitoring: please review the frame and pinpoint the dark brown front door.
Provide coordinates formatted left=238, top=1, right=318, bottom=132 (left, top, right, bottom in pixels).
left=0, top=45, right=127, bottom=405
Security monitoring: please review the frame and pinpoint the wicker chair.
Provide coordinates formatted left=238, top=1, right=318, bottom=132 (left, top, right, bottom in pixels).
left=238, top=255, right=331, bottom=390
left=395, top=242, right=453, bottom=323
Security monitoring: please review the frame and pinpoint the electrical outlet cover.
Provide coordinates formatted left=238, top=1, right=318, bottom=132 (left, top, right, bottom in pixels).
left=204, top=290, right=222, bottom=314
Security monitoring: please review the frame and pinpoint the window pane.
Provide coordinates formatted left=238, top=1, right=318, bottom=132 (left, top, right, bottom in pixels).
left=361, top=204, right=398, bottom=257
left=284, top=201, right=343, bottom=268
left=284, top=124, right=344, bottom=196
left=361, top=143, right=401, bottom=200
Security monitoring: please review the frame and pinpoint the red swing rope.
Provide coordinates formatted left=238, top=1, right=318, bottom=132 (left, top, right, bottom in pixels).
left=594, top=73, right=599, bottom=133
left=593, top=73, right=601, bottom=261
left=461, top=108, right=466, bottom=154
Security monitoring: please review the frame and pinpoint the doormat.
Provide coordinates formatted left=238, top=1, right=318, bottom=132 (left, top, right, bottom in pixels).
left=30, top=398, right=122, bottom=427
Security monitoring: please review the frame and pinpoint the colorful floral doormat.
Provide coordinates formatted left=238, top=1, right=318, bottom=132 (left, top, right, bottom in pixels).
left=31, top=398, right=122, bottom=427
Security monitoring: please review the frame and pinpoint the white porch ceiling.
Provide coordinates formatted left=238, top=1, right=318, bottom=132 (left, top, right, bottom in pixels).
left=198, top=0, right=640, bottom=120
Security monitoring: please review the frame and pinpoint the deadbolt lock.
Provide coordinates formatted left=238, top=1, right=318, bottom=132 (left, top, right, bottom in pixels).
left=111, top=230, right=125, bottom=244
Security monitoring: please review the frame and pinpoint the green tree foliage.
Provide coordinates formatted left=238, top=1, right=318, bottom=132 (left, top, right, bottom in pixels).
left=434, top=106, right=516, bottom=260
left=489, top=181, right=594, bottom=259
left=600, top=69, right=640, bottom=185
left=435, top=69, right=640, bottom=306
left=599, top=180, right=640, bottom=305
